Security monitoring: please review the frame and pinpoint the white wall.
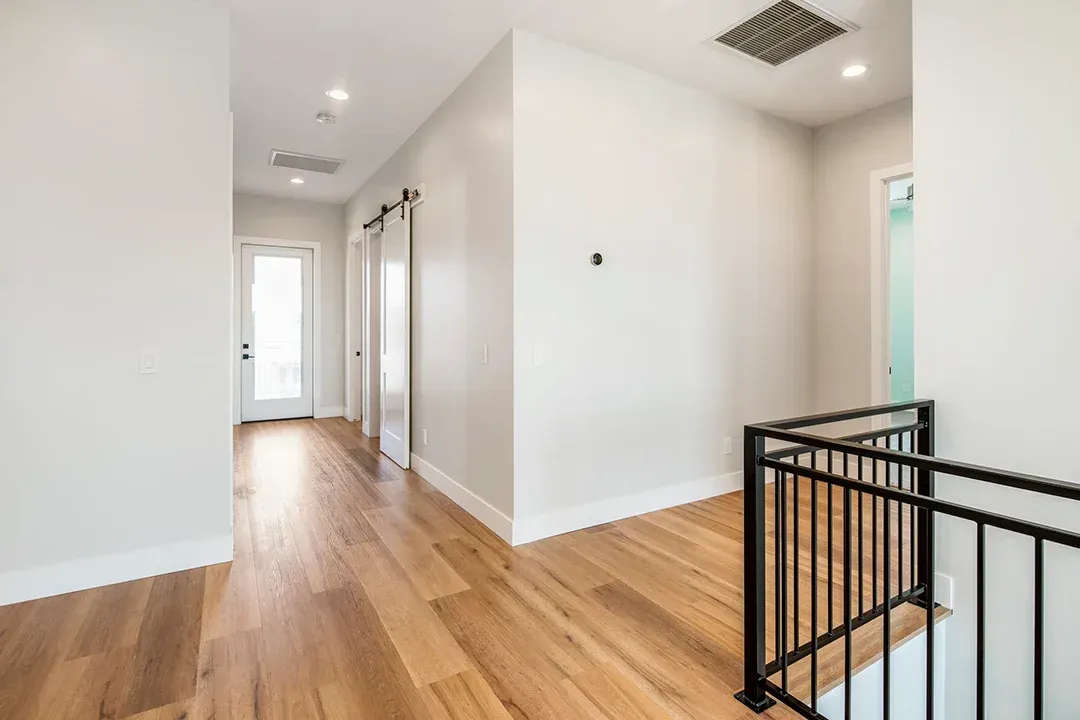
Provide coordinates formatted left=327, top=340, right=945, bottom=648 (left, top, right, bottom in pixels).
left=813, top=99, right=912, bottom=412
left=233, top=193, right=346, bottom=416
left=818, top=621, right=947, bottom=720
left=345, top=35, right=515, bottom=524
left=511, top=31, right=814, bottom=541
left=913, top=0, right=1080, bottom=717
left=0, top=0, right=233, bottom=604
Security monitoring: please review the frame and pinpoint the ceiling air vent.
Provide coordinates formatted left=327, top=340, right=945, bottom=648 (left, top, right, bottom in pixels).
left=711, top=0, right=857, bottom=67
left=268, top=149, right=344, bottom=175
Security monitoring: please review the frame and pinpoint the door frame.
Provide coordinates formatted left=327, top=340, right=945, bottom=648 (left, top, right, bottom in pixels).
left=233, top=235, right=323, bottom=425
left=869, top=163, right=914, bottom=412
left=344, top=231, right=364, bottom=423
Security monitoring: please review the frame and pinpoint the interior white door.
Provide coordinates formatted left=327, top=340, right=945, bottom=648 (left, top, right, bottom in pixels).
left=379, top=207, right=410, bottom=468
left=240, top=244, right=314, bottom=422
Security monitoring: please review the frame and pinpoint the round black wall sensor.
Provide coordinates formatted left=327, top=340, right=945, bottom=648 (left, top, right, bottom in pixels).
left=590, top=253, right=603, bottom=266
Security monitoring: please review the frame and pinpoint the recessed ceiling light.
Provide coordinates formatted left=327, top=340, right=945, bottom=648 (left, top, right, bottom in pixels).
left=842, top=64, right=868, bottom=78
left=325, top=88, right=349, bottom=101
left=290, top=177, right=304, bottom=184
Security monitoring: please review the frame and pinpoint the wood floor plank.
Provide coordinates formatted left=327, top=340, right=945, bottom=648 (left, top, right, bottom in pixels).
left=32, top=647, right=135, bottom=720
left=0, top=590, right=96, bottom=719
left=340, top=541, right=473, bottom=688
left=68, top=579, right=153, bottom=659
left=517, top=537, right=614, bottom=593
left=119, top=569, right=205, bottom=717
left=202, top=496, right=262, bottom=641
left=192, top=628, right=272, bottom=720
left=318, top=581, right=432, bottom=720
left=420, top=669, right=515, bottom=720
left=559, top=667, right=672, bottom=720
left=364, top=505, right=470, bottom=601
left=430, top=589, right=583, bottom=720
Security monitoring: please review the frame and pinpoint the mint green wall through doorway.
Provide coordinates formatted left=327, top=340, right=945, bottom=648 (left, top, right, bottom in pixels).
left=889, top=179, right=915, bottom=403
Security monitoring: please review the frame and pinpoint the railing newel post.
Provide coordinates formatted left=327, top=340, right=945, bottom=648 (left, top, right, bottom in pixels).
left=735, top=425, right=776, bottom=713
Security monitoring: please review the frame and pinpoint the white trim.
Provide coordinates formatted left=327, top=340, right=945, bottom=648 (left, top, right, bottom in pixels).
left=233, top=235, right=323, bottom=424
left=0, top=534, right=233, bottom=607
left=362, top=226, right=380, bottom=438
left=344, top=232, right=364, bottom=422
left=315, top=406, right=344, bottom=419
left=512, top=471, right=744, bottom=546
left=410, top=453, right=514, bottom=544
left=869, top=163, right=914, bottom=419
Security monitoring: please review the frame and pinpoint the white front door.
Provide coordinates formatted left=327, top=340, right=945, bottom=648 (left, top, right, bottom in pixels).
left=379, top=208, right=410, bottom=468
left=240, top=244, right=314, bottom=422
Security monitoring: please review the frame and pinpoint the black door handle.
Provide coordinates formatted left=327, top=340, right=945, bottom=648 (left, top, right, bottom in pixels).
left=242, top=353, right=254, bottom=360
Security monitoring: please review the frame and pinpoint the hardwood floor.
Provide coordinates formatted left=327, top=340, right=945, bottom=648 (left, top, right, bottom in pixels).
left=0, top=419, right=924, bottom=719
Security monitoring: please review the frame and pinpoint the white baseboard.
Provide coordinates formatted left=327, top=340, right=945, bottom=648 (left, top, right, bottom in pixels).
left=0, top=534, right=233, bottom=607
left=409, top=453, right=513, bottom=544
left=315, top=406, right=344, bottom=419
left=512, top=471, right=744, bottom=546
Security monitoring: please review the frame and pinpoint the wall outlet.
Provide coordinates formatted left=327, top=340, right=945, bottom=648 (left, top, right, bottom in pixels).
left=723, top=436, right=733, bottom=455
left=422, top=428, right=428, bottom=446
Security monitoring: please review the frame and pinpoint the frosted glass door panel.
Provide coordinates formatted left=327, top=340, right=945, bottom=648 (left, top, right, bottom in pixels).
left=253, top=255, right=303, bottom=401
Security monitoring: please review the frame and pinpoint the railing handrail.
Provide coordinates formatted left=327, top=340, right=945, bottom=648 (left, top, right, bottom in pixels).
left=754, top=421, right=1080, bottom=504
left=762, top=456, right=1080, bottom=550
left=761, top=398, right=934, bottom=430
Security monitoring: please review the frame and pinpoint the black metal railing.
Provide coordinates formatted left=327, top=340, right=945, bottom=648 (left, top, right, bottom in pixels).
left=736, top=399, right=1080, bottom=720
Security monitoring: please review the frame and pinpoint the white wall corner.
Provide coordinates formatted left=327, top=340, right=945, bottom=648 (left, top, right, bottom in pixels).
left=512, top=471, right=744, bottom=546
left=315, top=406, right=345, bottom=419
left=0, top=534, right=234, bottom=607
left=409, top=453, right=514, bottom=544
left=935, top=571, right=954, bottom=609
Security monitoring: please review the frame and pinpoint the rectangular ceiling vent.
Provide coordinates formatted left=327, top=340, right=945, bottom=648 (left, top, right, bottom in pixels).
left=268, top=149, right=344, bottom=175
left=711, top=0, right=856, bottom=67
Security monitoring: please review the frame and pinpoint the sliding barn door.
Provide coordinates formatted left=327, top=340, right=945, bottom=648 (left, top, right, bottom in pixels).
left=379, top=207, right=410, bottom=469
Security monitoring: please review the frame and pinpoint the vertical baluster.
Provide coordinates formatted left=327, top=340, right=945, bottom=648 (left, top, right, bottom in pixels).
left=976, top=523, right=985, bottom=720
left=843, top=485, right=853, bottom=719
left=781, top=468, right=789, bottom=692
left=907, top=430, right=915, bottom=592
left=858, top=443, right=865, bottom=616
left=811, top=450, right=819, bottom=712
left=872, top=436, right=879, bottom=609
left=896, top=433, right=904, bottom=593
left=793, top=455, right=800, bottom=653
left=774, top=467, right=781, bottom=665
left=925, top=503, right=935, bottom=720
left=827, top=450, right=834, bottom=631
left=1035, top=537, right=1044, bottom=720
left=883, top=480, right=892, bottom=720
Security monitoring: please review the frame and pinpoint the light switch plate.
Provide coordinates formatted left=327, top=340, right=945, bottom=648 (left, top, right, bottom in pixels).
left=139, top=349, right=159, bottom=374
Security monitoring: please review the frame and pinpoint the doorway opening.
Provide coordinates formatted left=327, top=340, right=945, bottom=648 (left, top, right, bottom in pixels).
left=887, top=177, right=915, bottom=404
left=870, top=163, right=915, bottom=412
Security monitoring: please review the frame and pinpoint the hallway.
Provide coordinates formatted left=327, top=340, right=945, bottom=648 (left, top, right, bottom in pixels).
left=0, top=419, right=805, bottom=720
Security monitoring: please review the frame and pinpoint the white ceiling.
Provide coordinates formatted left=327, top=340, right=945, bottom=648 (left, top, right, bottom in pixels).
left=231, top=0, right=911, bottom=203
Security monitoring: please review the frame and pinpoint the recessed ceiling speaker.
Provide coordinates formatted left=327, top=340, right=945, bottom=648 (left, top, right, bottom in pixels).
left=315, top=112, right=337, bottom=125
